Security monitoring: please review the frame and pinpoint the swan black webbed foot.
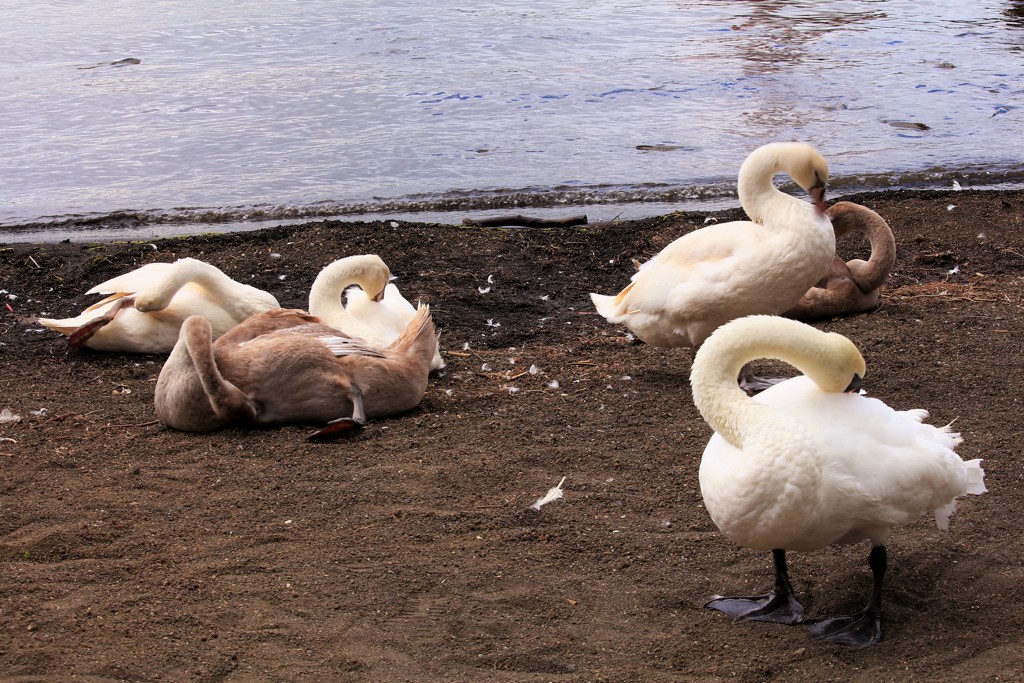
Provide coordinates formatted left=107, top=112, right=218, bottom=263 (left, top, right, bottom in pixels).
left=705, top=549, right=806, bottom=625
left=307, top=417, right=364, bottom=442
left=737, top=362, right=786, bottom=394
left=806, top=608, right=881, bottom=648
left=306, top=384, right=368, bottom=442
left=805, top=545, right=886, bottom=648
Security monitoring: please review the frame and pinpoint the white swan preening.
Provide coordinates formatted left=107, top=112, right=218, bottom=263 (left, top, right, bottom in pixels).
left=154, top=305, right=439, bottom=441
left=38, top=258, right=279, bottom=353
left=308, top=254, right=444, bottom=370
left=785, top=201, right=896, bottom=320
left=590, top=142, right=835, bottom=388
left=691, top=315, right=987, bottom=648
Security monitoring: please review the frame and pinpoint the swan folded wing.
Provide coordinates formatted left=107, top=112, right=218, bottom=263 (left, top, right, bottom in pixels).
left=625, top=223, right=771, bottom=314
left=820, top=421, right=979, bottom=532
left=753, top=380, right=982, bottom=535
left=39, top=295, right=125, bottom=330
left=316, top=335, right=388, bottom=358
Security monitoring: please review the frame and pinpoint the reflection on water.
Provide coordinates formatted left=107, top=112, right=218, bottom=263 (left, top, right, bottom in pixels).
left=1006, top=1, right=1024, bottom=30
left=0, top=0, right=1022, bottom=235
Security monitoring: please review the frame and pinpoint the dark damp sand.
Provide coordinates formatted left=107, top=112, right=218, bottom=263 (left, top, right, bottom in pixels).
left=1, top=189, right=1022, bottom=681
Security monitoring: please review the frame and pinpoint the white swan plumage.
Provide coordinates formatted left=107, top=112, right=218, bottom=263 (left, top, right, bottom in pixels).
left=37, top=258, right=279, bottom=353
left=346, top=283, right=420, bottom=347
left=307, top=254, right=444, bottom=370
left=691, top=315, right=987, bottom=648
left=590, top=142, right=834, bottom=384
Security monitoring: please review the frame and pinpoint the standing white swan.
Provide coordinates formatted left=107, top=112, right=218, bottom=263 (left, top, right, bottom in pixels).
left=590, top=142, right=834, bottom=388
left=38, top=258, right=279, bottom=353
left=691, top=315, right=987, bottom=648
left=308, top=254, right=443, bottom=370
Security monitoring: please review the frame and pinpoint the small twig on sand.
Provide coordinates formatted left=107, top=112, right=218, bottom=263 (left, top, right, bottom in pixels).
left=101, top=420, right=160, bottom=429
left=37, top=411, right=94, bottom=425
left=898, top=292, right=1004, bottom=302
left=462, top=214, right=588, bottom=228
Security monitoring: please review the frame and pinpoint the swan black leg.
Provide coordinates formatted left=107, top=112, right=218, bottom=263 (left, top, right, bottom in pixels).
left=806, top=545, right=885, bottom=648
left=705, top=548, right=806, bottom=625
left=737, top=362, right=785, bottom=393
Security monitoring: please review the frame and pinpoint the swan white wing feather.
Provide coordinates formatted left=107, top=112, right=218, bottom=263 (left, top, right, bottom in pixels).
left=593, top=193, right=832, bottom=348
left=316, top=335, right=388, bottom=358
left=344, top=283, right=416, bottom=345
left=701, top=375, right=984, bottom=552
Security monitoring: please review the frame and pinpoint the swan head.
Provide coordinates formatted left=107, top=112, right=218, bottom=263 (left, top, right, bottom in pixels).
left=782, top=144, right=829, bottom=215
left=318, top=254, right=392, bottom=301
left=355, top=258, right=391, bottom=301
left=801, top=329, right=866, bottom=394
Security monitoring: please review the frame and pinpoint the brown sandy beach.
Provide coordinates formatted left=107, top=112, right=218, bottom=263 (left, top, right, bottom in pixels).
left=1, top=188, right=1022, bottom=681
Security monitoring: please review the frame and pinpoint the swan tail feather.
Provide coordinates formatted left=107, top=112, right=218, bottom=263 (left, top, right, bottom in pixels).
left=962, top=458, right=988, bottom=495
left=933, top=501, right=956, bottom=531
left=389, top=304, right=437, bottom=358
left=37, top=318, right=81, bottom=336
left=932, top=458, right=987, bottom=530
left=591, top=292, right=625, bottom=321
left=902, top=408, right=929, bottom=422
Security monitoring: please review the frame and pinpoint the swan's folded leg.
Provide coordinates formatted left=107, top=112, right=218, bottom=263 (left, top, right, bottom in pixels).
left=806, top=545, right=885, bottom=648
left=737, top=363, right=786, bottom=393
left=705, top=549, right=806, bottom=625
left=67, top=296, right=136, bottom=349
left=307, top=384, right=367, bottom=442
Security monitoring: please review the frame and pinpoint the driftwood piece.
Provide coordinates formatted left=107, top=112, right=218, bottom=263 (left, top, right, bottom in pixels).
left=462, top=214, right=588, bottom=228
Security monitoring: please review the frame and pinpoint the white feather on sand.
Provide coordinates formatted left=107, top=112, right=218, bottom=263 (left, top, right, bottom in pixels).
left=531, top=476, right=566, bottom=510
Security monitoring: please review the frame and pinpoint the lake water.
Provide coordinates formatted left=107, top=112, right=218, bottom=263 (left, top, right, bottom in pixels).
left=2, top=0, right=1023, bottom=241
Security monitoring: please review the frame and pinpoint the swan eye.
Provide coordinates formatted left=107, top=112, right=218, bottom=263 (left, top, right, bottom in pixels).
left=844, top=374, right=863, bottom=394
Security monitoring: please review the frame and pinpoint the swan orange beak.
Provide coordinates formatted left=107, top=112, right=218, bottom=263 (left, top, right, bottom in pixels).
left=810, top=183, right=827, bottom=215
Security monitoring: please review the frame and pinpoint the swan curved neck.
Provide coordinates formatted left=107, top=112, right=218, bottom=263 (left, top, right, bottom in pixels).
left=169, top=259, right=240, bottom=299
left=690, top=318, right=829, bottom=446
left=853, top=219, right=896, bottom=292
left=308, top=270, right=351, bottom=320
left=737, top=149, right=798, bottom=225
left=308, top=257, right=388, bottom=329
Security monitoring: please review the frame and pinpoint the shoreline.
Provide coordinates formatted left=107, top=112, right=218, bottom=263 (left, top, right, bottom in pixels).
left=5, top=180, right=1024, bottom=245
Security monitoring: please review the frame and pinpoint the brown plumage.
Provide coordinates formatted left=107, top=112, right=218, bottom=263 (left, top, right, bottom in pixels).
left=785, top=201, right=896, bottom=320
left=154, top=305, right=438, bottom=440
